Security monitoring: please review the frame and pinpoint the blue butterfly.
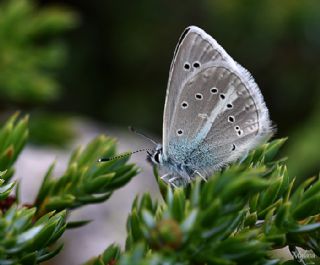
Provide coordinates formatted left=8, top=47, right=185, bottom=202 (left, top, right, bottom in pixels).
left=147, top=26, right=274, bottom=186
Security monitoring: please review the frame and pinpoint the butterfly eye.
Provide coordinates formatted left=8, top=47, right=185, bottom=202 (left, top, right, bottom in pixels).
left=237, top=130, right=243, bottom=136
left=235, top=126, right=240, bottom=131
left=227, top=103, right=233, bottom=109
left=193, top=61, right=201, bottom=68
left=184, top=62, right=191, bottom=70
left=154, top=152, right=160, bottom=163
left=195, top=93, right=203, bottom=100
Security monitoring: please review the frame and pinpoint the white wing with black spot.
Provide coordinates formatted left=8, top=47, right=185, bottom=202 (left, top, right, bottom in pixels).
left=162, top=26, right=273, bottom=173
left=162, top=26, right=237, bottom=156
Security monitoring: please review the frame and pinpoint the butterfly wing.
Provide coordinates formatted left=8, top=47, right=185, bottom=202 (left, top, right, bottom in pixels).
left=163, top=26, right=237, bottom=157
left=163, top=26, right=273, bottom=174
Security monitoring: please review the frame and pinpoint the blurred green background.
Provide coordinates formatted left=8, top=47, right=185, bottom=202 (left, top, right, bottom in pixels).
left=0, top=0, right=319, bottom=180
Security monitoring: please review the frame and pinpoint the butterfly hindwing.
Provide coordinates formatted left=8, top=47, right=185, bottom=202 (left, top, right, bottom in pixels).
left=168, top=62, right=272, bottom=174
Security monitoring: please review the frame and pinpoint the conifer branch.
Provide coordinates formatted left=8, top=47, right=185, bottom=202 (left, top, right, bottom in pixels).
left=0, top=114, right=139, bottom=264
left=87, top=139, right=320, bottom=265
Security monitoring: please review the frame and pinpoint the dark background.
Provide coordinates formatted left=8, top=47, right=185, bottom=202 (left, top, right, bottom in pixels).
left=41, top=0, right=319, bottom=133
left=1, top=0, right=320, bottom=179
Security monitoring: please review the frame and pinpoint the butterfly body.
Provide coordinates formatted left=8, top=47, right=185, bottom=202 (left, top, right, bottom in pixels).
left=148, top=145, right=197, bottom=185
left=149, top=26, right=274, bottom=186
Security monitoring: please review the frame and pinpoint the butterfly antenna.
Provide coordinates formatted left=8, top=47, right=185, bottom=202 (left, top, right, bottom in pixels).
left=128, top=126, right=158, bottom=145
left=98, top=148, right=153, bottom=162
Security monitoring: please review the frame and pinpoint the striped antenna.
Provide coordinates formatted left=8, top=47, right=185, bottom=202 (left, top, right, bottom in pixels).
left=98, top=127, right=157, bottom=162
left=98, top=148, right=153, bottom=162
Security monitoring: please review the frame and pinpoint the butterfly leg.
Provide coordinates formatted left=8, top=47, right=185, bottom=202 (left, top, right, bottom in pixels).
left=160, top=173, right=173, bottom=184
left=194, top=170, right=207, bottom=182
left=160, top=173, right=171, bottom=181
left=168, top=176, right=182, bottom=188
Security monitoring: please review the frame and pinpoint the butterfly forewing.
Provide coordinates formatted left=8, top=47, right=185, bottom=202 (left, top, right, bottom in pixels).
left=163, top=26, right=237, bottom=156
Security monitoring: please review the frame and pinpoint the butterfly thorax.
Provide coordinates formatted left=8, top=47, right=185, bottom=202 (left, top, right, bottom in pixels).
left=148, top=144, right=195, bottom=183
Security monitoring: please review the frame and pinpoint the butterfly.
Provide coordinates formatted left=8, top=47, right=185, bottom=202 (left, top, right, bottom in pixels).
left=147, top=26, right=274, bottom=187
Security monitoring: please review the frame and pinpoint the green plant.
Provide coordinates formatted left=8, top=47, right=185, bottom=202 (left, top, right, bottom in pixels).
left=1, top=113, right=320, bottom=265
left=0, top=0, right=80, bottom=147
left=0, top=114, right=138, bottom=264
left=87, top=139, right=320, bottom=265
left=0, top=0, right=78, bottom=103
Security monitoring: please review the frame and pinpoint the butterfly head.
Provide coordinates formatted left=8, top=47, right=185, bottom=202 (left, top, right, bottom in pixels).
left=147, top=144, right=164, bottom=166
